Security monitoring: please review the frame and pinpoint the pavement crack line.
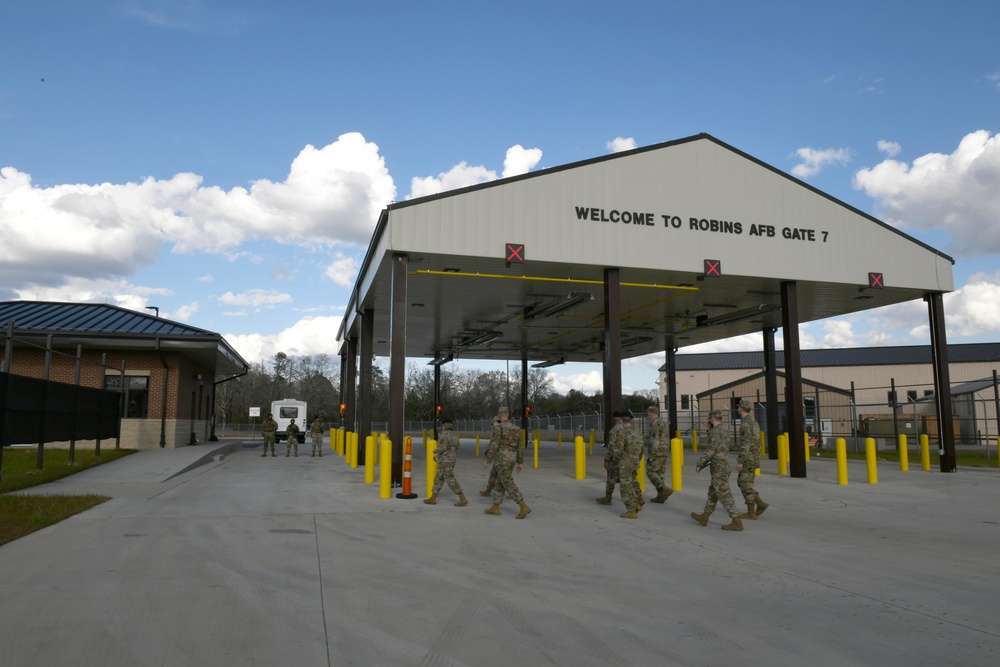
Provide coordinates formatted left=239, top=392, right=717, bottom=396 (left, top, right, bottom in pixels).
left=314, top=513, right=332, bottom=667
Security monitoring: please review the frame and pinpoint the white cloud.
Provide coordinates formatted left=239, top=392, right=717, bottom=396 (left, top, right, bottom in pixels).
left=550, top=370, right=603, bottom=395
left=877, top=140, right=901, bottom=157
left=0, top=132, right=394, bottom=294
left=943, top=276, right=1000, bottom=337
left=217, top=289, right=292, bottom=309
left=986, top=73, right=1000, bottom=90
left=197, top=274, right=214, bottom=283
left=502, top=145, right=543, bottom=178
left=226, top=315, right=343, bottom=363
left=790, top=147, right=852, bottom=178
left=165, top=301, right=199, bottom=322
left=12, top=277, right=171, bottom=312
left=820, top=320, right=857, bottom=347
left=324, top=253, right=359, bottom=288
left=408, top=162, right=497, bottom=200
left=606, top=137, right=637, bottom=153
left=853, top=130, right=1000, bottom=254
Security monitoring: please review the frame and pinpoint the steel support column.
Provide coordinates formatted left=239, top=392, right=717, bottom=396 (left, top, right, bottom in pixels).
left=666, top=345, right=678, bottom=436
left=927, top=292, right=957, bottom=472
left=345, top=337, right=358, bottom=433
left=433, top=363, right=441, bottom=441
left=781, top=282, right=807, bottom=478
left=521, top=353, right=528, bottom=431
left=763, top=328, right=779, bottom=459
left=359, top=307, right=374, bottom=463
left=603, top=268, right=622, bottom=444
left=389, top=254, right=408, bottom=486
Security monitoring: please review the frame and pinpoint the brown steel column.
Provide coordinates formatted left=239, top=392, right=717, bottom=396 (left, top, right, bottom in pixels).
left=781, top=282, right=807, bottom=478
left=603, top=268, right=622, bottom=444
left=521, top=353, right=529, bottom=431
left=389, top=253, right=408, bottom=486
left=359, top=307, right=374, bottom=464
left=927, top=292, right=957, bottom=472
left=666, top=345, right=678, bottom=437
left=338, top=352, right=347, bottom=427
left=763, top=327, right=779, bottom=459
left=433, top=363, right=441, bottom=441
left=345, top=338, right=358, bottom=432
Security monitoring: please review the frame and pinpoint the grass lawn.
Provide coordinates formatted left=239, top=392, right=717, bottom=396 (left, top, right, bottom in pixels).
left=0, top=447, right=135, bottom=547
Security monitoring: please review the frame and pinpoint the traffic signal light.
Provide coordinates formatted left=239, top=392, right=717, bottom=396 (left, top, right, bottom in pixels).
left=525, top=405, right=532, bottom=417
left=339, top=403, right=346, bottom=417
left=436, top=405, right=443, bottom=418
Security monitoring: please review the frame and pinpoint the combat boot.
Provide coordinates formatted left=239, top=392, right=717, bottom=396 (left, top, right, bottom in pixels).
left=690, top=511, right=710, bottom=526
left=423, top=493, right=438, bottom=505
left=754, top=496, right=769, bottom=517
left=261, top=451, right=267, bottom=457
left=722, top=516, right=744, bottom=531
left=479, top=488, right=493, bottom=497
left=620, top=509, right=638, bottom=519
left=455, top=493, right=468, bottom=507
left=594, top=495, right=613, bottom=505
left=484, top=504, right=501, bottom=515
left=652, top=487, right=673, bottom=503
left=516, top=500, right=532, bottom=519
left=739, top=502, right=757, bottom=520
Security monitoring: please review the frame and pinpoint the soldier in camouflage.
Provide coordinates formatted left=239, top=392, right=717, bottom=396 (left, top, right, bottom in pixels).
left=595, top=412, right=624, bottom=505
left=736, top=399, right=769, bottom=519
left=424, top=419, right=469, bottom=507
left=482, top=407, right=531, bottom=519
left=690, top=409, right=743, bottom=531
left=285, top=419, right=300, bottom=457
left=479, top=417, right=501, bottom=497
left=310, top=416, right=324, bottom=457
left=645, top=405, right=674, bottom=503
left=617, top=410, right=645, bottom=519
left=260, top=413, right=277, bottom=457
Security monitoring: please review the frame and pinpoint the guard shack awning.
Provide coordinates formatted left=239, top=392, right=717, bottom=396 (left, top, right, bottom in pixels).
left=338, top=133, right=957, bottom=478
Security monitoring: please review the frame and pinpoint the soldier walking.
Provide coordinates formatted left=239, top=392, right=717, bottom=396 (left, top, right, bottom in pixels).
left=424, top=419, right=469, bottom=507
left=310, top=416, right=324, bottom=457
left=261, top=413, right=277, bottom=457
left=595, top=412, right=624, bottom=505
left=736, top=399, right=769, bottom=519
left=690, top=410, right=743, bottom=531
left=645, top=405, right=674, bottom=503
left=483, top=407, right=531, bottom=519
left=479, top=417, right=501, bottom=497
left=285, top=418, right=300, bottom=457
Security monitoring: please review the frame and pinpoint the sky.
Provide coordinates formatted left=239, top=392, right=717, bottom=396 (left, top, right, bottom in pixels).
left=2, top=1, right=1000, bottom=397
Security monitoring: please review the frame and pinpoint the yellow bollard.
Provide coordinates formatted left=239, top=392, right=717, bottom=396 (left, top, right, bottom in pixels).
left=921, top=434, right=931, bottom=471
left=777, top=434, right=788, bottom=476
left=589, top=429, right=595, bottom=456
left=379, top=438, right=392, bottom=499
left=364, top=436, right=376, bottom=484
left=670, top=437, right=683, bottom=492
left=522, top=429, right=527, bottom=448
left=691, top=428, right=698, bottom=453
left=898, top=434, right=909, bottom=471
left=865, top=437, right=878, bottom=484
left=804, top=432, right=810, bottom=462
left=558, top=432, right=563, bottom=452
left=759, top=431, right=766, bottom=458
left=836, top=437, right=848, bottom=485
left=349, top=432, right=359, bottom=468
left=533, top=431, right=540, bottom=468
left=574, top=436, right=586, bottom=480
left=638, top=455, right=646, bottom=493
left=426, top=439, right=438, bottom=498
left=475, top=434, right=480, bottom=457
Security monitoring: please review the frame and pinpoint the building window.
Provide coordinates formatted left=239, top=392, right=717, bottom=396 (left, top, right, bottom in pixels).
left=906, top=390, right=918, bottom=402
left=105, top=376, right=149, bottom=418
left=681, top=394, right=690, bottom=410
left=804, top=397, right=816, bottom=421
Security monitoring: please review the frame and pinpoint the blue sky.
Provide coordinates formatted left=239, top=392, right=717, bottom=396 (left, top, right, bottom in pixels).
left=2, top=1, right=999, bottom=395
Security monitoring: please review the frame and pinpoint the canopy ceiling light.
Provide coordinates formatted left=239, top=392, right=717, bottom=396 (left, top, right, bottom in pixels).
left=523, top=292, right=594, bottom=321
left=696, top=303, right=780, bottom=327
left=532, top=357, right=566, bottom=369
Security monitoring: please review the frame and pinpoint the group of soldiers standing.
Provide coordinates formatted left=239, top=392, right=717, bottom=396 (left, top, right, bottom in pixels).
left=259, top=414, right=326, bottom=458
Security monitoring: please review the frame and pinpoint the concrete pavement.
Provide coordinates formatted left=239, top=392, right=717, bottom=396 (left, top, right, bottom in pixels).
left=1, top=439, right=998, bottom=666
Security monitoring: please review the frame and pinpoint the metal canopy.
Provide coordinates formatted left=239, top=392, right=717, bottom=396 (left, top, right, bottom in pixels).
left=338, top=134, right=954, bottom=365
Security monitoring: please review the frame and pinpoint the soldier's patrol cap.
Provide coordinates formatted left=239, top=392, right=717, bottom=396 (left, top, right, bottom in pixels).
left=611, top=410, right=622, bottom=419
left=739, top=399, right=753, bottom=411
left=708, top=410, right=723, bottom=421
left=647, top=405, right=658, bottom=414
left=621, top=409, right=634, bottom=419
left=442, top=418, right=454, bottom=425
left=498, top=406, right=510, bottom=415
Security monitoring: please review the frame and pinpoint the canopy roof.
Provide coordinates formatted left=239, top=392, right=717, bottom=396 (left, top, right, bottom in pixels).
left=339, top=134, right=954, bottom=365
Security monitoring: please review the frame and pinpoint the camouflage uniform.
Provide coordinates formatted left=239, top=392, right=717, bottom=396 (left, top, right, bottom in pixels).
left=285, top=420, right=300, bottom=457
left=603, top=421, right=625, bottom=497
left=646, top=415, right=671, bottom=493
left=261, top=416, right=277, bottom=456
left=737, top=412, right=761, bottom=507
left=431, top=429, right=464, bottom=497
left=482, top=422, right=501, bottom=495
left=696, top=421, right=738, bottom=519
left=310, top=418, right=324, bottom=457
left=617, top=423, right=645, bottom=512
left=486, top=420, right=524, bottom=505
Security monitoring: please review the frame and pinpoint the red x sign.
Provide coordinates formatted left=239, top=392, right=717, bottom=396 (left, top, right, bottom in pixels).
left=704, top=259, right=721, bottom=277
left=506, top=243, right=524, bottom=263
left=868, top=272, right=884, bottom=288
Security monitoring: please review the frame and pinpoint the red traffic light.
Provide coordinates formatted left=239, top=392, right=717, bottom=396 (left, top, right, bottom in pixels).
left=339, top=403, right=346, bottom=415
left=525, top=406, right=532, bottom=417
left=436, top=405, right=443, bottom=416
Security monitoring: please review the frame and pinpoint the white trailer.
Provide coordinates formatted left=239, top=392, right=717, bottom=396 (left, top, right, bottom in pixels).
left=271, top=399, right=307, bottom=442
